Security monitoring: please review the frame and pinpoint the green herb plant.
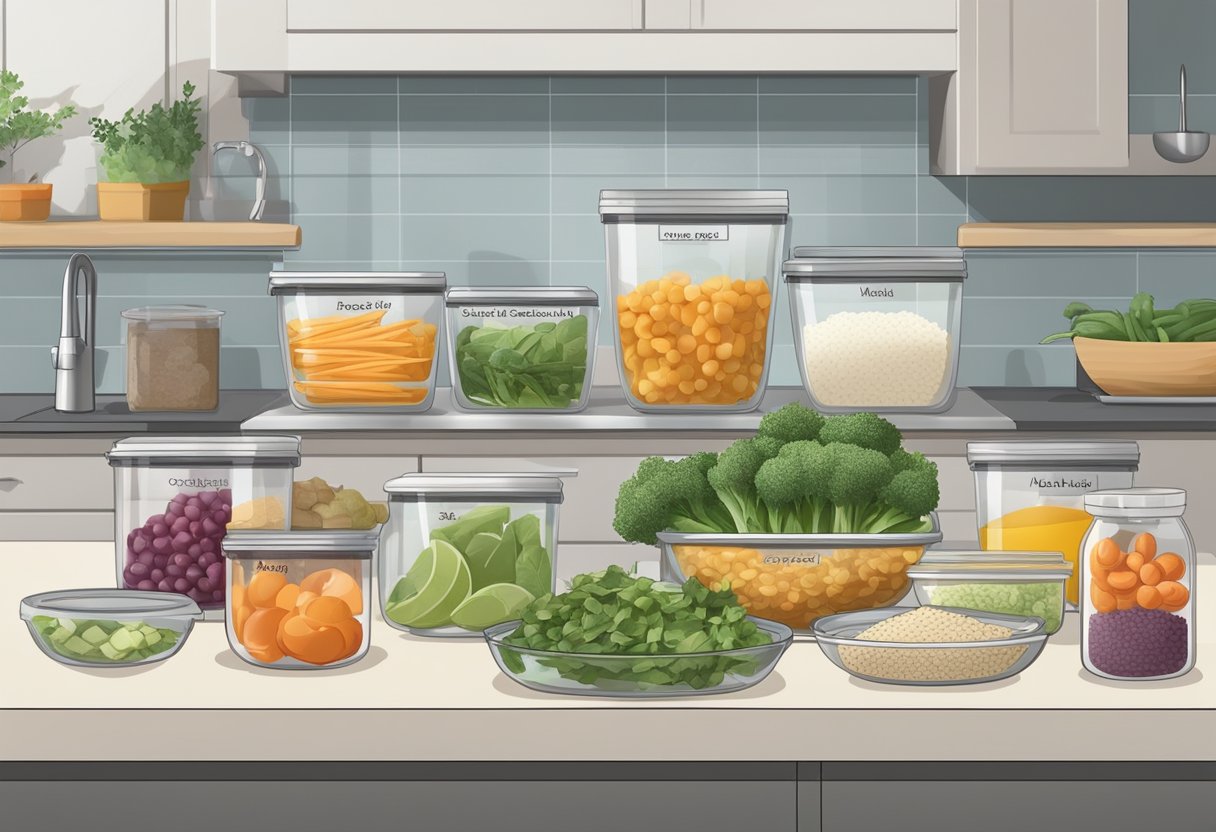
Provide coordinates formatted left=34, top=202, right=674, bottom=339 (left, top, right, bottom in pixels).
left=612, top=404, right=940, bottom=544
left=1042, top=292, right=1216, bottom=344
left=88, top=82, right=203, bottom=184
left=455, top=315, right=589, bottom=409
left=0, top=70, right=76, bottom=183
left=500, top=565, right=772, bottom=690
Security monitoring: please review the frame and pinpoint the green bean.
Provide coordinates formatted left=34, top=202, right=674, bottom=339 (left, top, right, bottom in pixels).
left=1157, top=326, right=1170, bottom=342
left=1175, top=317, right=1216, bottom=341
left=1127, top=313, right=1152, bottom=342
left=1063, top=301, right=1094, bottom=319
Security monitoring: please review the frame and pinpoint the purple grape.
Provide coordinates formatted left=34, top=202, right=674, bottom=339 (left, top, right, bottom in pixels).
left=219, top=488, right=232, bottom=502
left=198, top=491, right=216, bottom=507
left=211, top=589, right=224, bottom=602
left=171, top=532, right=193, bottom=553
left=197, top=577, right=213, bottom=593
left=132, top=535, right=147, bottom=555
left=170, top=515, right=189, bottom=535
left=137, top=579, right=157, bottom=591
left=123, top=566, right=137, bottom=585
left=212, top=509, right=229, bottom=526
left=205, top=562, right=224, bottom=583
left=185, top=564, right=203, bottom=580
left=152, top=536, right=171, bottom=555
left=129, top=562, right=150, bottom=578
left=172, top=493, right=189, bottom=505
left=187, top=543, right=202, bottom=558
left=157, top=578, right=173, bottom=592
left=184, top=504, right=201, bottom=521
left=152, top=522, right=169, bottom=537
left=166, top=564, right=183, bottom=578
left=199, top=536, right=217, bottom=553
left=166, top=502, right=183, bottom=519
left=153, top=553, right=169, bottom=569
left=138, top=551, right=155, bottom=567
left=151, top=568, right=165, bottom=583
left=172, top=578, right=188, bottom=593
left=171, top=553, right=190, bottom=569
left=198, top=552, right=218, bottom=569
left=202, top=518, right=221, bottom=537
left=188, top=521, right=203, bottom=538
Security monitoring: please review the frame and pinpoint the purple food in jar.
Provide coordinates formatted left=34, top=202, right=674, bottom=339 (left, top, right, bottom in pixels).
left=184, top=504, right=201, bottom=521
left=137, top=579, right=157, bottom=591
left=150, top=568, right=165, bottom=583
left=166, top=564, right=184, bottom=578
left=1088, top=608, right=1190, bottom=678
left=123, top=488, right=231, bottom=608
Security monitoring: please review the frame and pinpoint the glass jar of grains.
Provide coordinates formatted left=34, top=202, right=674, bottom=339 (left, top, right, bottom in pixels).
left=122, top=305, right=223, bottom=412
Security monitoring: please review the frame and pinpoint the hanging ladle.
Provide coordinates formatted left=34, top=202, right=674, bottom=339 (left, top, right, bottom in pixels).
left=1154, top=64, right=1210, bottom=163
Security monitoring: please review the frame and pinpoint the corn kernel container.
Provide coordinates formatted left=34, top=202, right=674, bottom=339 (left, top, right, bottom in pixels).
left=599, top=189, right=789, bottom=413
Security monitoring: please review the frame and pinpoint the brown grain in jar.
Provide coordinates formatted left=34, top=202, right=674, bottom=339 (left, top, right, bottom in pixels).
left=123, top=305, right=223, bottom=412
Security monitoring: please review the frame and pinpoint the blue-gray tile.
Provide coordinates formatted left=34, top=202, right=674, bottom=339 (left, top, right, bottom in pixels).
left=551, top=76, right=664, bottom=95
left=917, top=215, right=966, bottom=247
left=760, top=144, right=918, bottom=176
left=418, top=258, right=550, bottom=286
left=291, top=95, right=399, bottom=145
left=211, top=174, right=286, bottom=210
left=759, top=75, right=917, bottom=95
left=1138, top=251, right=1216, bottom=304
left=245, top=97, right=291, bottom=145
left=666, top=145, right=758, bottom=176
left=292, top=146, right=397, bottom=176
left=401, top=215, right=549, bottom=262
left=0, top=256, right=280, bottom=297
left=762, top=175, right=917, bottom=215
left=666, top=76, right=758, bottom=94
left=551, top=145, right=665, bottom=176
left=399, top=76, right=550, bottom=95
left=400, top=145, right=549, bottom=175
left=213, top=145, right=289, bottom=179
left=292, top=76, right=397, bottom=95
left=962, top=298, right=1128, bottom=346
left=552, top=174, right=665, bottom=214
left=1130, top=0, right=1216, bottom=94
left=759, top=94, right=917, bottom=145
left=401, top=174, right=548, bottom=215
left=918, top=174, right=968, bottom=214
left=787, top=214, right=917, bottom=246
left=295, top=215, right=401, bottom=262
left=957, top=345, right=1078, bottom=387
left=293, top=175, right=400, bottom=215
left=549, top=215, right=604, bottom=263
left=1129, top=94, right=1216, bottom=135
left=400, top=95, right=548, bottom=145
left=967, top=177, right=1216, bottom=222
left=962, top=251, right=1138, bottom=298
left=667, top=174, right=763, bottom=191
left=551, top=95, right=665, bottom=144
left=667, top=94, right=757, bottom=142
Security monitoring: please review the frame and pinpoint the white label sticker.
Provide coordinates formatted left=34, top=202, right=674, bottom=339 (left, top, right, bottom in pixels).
left=658, top=224, right=729, bottom=242
left=332, top=296, right=396, bottom=314
left=1017, top=472, right=1099, bottom=496
left=459, top=306, right=580, bottom=321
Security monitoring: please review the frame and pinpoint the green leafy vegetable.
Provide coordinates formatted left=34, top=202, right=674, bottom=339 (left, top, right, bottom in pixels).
left=0, top=70, right=76, bottom=181
left=508, top=513, right=551, bottom=598
left=1043, top=293, right=1216, bottom=344
left=455, top=315, right=589, bottom=409
left=89, top=82, right=203, bottom=184
left=500, top=566, right=771, bottom=689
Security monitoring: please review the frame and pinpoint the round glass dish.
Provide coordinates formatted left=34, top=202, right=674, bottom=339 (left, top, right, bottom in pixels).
left=485, top=617, right=792, bottom=698
left=20, top=589, right=202, bottom=667
left=812, top=606, right=1048, bottom=686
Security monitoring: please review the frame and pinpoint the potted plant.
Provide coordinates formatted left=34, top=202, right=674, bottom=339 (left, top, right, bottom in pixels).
left=89, top=82, right=203, bottom=221
left=0, top=70, right=76, bottom=222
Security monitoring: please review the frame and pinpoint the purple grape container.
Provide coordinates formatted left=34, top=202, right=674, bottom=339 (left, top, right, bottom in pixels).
left=107, top=436, right=300, bottom=619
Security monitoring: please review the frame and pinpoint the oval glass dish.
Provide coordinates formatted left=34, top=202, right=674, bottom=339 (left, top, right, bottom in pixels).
left=485, top=617, right=792, bottom=698
left=812, top=606, right=1048, bottom=686
left=20, top=589, right=203, bottom=667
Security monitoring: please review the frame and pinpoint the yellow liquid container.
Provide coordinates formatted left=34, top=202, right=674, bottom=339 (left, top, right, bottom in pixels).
left=968, top=442, right=1139, bottom=607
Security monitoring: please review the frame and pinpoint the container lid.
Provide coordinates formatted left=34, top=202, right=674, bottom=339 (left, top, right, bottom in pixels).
left=445, top=286, right=600, bottom=307
left=1085, top=488, right=1187, bottom=517
left=222, top=530, right=379, bottom=558
left=967, top=440, right=1140, bottom=468
left=383, top=472, right=565, bottom=501
left=599, top=189, right=789, bottom=220
left=107, top=435, right=301, bottom=465
left=121, top=305, right=225, bottom=322
left=784, top=247, right=966, bottom=280
left=19, top=588, right=203, bottom=622
left=919, top=550, right=1068, bottom=565
left=269, top=272, right=447, bottom=295
left=909, top=550, right=1074, bottom=580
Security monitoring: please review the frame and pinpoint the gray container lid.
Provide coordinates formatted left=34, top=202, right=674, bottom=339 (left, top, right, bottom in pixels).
left=784, top=246, right=966, bottom=280
left=121, top=305, right=224, bottom=322
left=107, top=435, right=301, bottom=466
left=1085, top=487, right=1187, bottom=517
left=20, top=588, right=203, bottom=622
left=222, top=530, right=379, bottom=558
left=445, top=286, right=599, bottom=307
left=384, top=472, right=564, bottom=501
left=269, top=272, right=447, bottom=295
left=967, top=440, right=1140, bottom=468
left=599, top=189, right=789, bottom=220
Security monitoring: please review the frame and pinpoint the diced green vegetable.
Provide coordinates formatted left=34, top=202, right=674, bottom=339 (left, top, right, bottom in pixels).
left=455, top=315, right=589, bottom=409
left=31, top=618, right=180, bottom=664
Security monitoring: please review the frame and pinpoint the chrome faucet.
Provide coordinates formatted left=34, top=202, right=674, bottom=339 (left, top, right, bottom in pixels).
left=51, top=253, right=97, bottom=413
left=213, top=141, right=267, bottom=221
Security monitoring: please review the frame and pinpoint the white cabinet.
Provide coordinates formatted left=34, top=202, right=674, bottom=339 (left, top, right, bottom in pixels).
left=288, top=0, right=645, bottom=31
left=646, top=0, right=955, bottom=31
left=931, top=0, right=1129, bottom=173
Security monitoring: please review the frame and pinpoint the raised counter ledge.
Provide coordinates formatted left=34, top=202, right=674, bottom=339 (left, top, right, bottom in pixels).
left=3, top=542, right=1213, bottom=763
left=0, top=391, right=283, bottom=434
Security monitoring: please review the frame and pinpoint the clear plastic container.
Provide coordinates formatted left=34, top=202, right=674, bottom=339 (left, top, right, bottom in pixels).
left=20, top=589, right=202, bottom=667
left=968, top=441, right=1140, bottom=608
left=107, top=436, right=301, bottom=614
left=908, top=550, right=1073, bottom=634
left=380, top=473, right=563, bottom=637
left=599, top=189, right=789, bottom=413
left=658, top=523, right=943, bottom=631
left=445, top=286, right=599, bottom=412
left=269, top=271, right=446, bottom=412
left=784, top=247, right=966, bottom=413
left=122, top=305, right=223, bottom=412
left=1081, top=489, right=1196, bottom=681
left=222, top=530, right=375, bottom=669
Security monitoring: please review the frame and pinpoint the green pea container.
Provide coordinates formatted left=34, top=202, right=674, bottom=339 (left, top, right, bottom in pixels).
left=907, top=550, right=1074, bottom=635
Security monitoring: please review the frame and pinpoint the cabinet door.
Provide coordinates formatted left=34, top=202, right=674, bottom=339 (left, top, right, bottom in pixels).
left=288, top=0, right=645, bottom=31
left=973, top=0, right=1128, bottom=168
left=646, top=0, right=955, bottom=30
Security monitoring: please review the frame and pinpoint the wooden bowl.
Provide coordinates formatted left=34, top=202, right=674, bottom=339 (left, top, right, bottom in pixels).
left=1074, top=336, right=1216, bottom=396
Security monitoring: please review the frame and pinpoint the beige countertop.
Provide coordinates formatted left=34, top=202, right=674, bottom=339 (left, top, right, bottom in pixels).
left=3, top=542, right=1213, bottom=762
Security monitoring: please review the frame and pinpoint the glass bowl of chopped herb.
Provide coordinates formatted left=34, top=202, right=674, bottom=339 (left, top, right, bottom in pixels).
left=20, top=588, right=203, bottom=667
left=484, top=565, right=793, bottom=697
left=812, top=605, right=1048, bottom=686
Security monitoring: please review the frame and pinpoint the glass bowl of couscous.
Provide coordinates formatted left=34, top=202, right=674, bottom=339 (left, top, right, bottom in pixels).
left=658, top=522, right=942, bottom=631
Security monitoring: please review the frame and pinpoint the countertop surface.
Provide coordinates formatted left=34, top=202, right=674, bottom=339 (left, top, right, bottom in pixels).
left=0, top=391, right=284, bottom=433
left=3, top=543, right=1212, bottom=762
left=976, top=387, right=1216, bottom=432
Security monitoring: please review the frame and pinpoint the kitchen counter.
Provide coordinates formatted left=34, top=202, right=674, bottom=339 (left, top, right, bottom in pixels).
left=0, top=391, right=283, bottom=433
left=976, top=387, right=1216, bottom=432
left=3, top=542, right=1213, bottom=763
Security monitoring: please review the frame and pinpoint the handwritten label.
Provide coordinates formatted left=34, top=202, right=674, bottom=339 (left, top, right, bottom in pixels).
left=336, top=299, right=393, bottom=312
left=762, top=553, right=821, bottom=566
left=459, top=306, right=579, bottom=320
left=658, top=224, right=729, bottom=242
left=168, top=477, right=228, bottom=489
left=255, top=561, right=288, bottom=574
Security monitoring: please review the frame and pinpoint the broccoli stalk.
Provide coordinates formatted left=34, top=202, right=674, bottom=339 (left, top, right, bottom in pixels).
left=706, top=436, right=782, bottom=533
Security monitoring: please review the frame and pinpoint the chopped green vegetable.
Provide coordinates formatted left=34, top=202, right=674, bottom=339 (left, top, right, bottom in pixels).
left=1043, top=293, right=1216, bottom=344
left=500, top=566, right=772, bottom=690
left=455, top=315, right=589, bottom=409
left=30, top=616, right=179, bottom=664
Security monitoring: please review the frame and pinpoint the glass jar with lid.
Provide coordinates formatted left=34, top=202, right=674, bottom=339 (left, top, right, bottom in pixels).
left=1081, top=488, right=1195, bottom=681
left=122, top=305, right=224, bottom=412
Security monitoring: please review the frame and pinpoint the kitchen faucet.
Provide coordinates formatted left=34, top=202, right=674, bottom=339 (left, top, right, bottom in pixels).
left=51, top=253, right=97, bottom=413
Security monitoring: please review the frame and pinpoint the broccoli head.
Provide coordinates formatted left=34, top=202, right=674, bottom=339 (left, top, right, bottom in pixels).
left=753, top=441, right=833, bottom=532
left=613, top=454, right=735, bottom=545
left=818, top=412, right=903, bottom=456
left=808, top=443, right=895, bottom=533
left=707, top=437, right=783, bottom=532
left=757, top=402, right=825, bottom=444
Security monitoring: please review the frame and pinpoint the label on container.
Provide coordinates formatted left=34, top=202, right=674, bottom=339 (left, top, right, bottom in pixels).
left=762, top=553, right=821, bottom=567
left=858, top=285, right=913, bottom=301
left=1016, top=472, right=1098, bottom=496
left=254, top=560, right=288, bottom=575
left=334, top=298, right=395, bottom=313
left=168, top=476, right=229, bottom=489
left=459, top=306, right=580, bottom=321
left=658, top=225, right=729, bottom=242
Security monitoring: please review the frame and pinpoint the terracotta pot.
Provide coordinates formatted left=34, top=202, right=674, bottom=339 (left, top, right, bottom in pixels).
left=0, top=183, right=53, bottom=222
left=1074, top=336, right=1216, bottom=396
left=97, top=180, right=189, bottom=221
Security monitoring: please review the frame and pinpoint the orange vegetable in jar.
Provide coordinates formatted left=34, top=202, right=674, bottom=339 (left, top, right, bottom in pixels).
left=231, top=566, right=364, bottom=666
left=1086, top=533, right=1190, bottom=615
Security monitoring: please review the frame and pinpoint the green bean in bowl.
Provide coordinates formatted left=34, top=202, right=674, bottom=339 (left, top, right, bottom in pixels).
left=1042, top=293, right=1216, bottom=343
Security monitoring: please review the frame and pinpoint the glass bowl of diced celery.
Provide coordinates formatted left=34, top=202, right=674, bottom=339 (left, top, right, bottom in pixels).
left=20, top=588, right=203, bottom=667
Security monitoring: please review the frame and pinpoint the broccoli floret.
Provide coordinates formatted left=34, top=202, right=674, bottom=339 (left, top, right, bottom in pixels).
left=707, top=437, right=783, bottom=533
left=889, top=447, right=934, bottom=474
left=818, top=412, right=903, bottom=456
left=815, top=443, right=896, bottom=533
left=754, top=441, right=833, bottom=533
left=613, top=455, right=736, bottom=545
left=757, top=402, right=825, bottom=443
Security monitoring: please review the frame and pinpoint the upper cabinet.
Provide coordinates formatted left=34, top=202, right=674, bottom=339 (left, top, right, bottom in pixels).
left=931, top=0, right=1130, bottom=173
left=646, top=0, right=956, bottom=31
left=287, top=0, right=645, bottom=31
